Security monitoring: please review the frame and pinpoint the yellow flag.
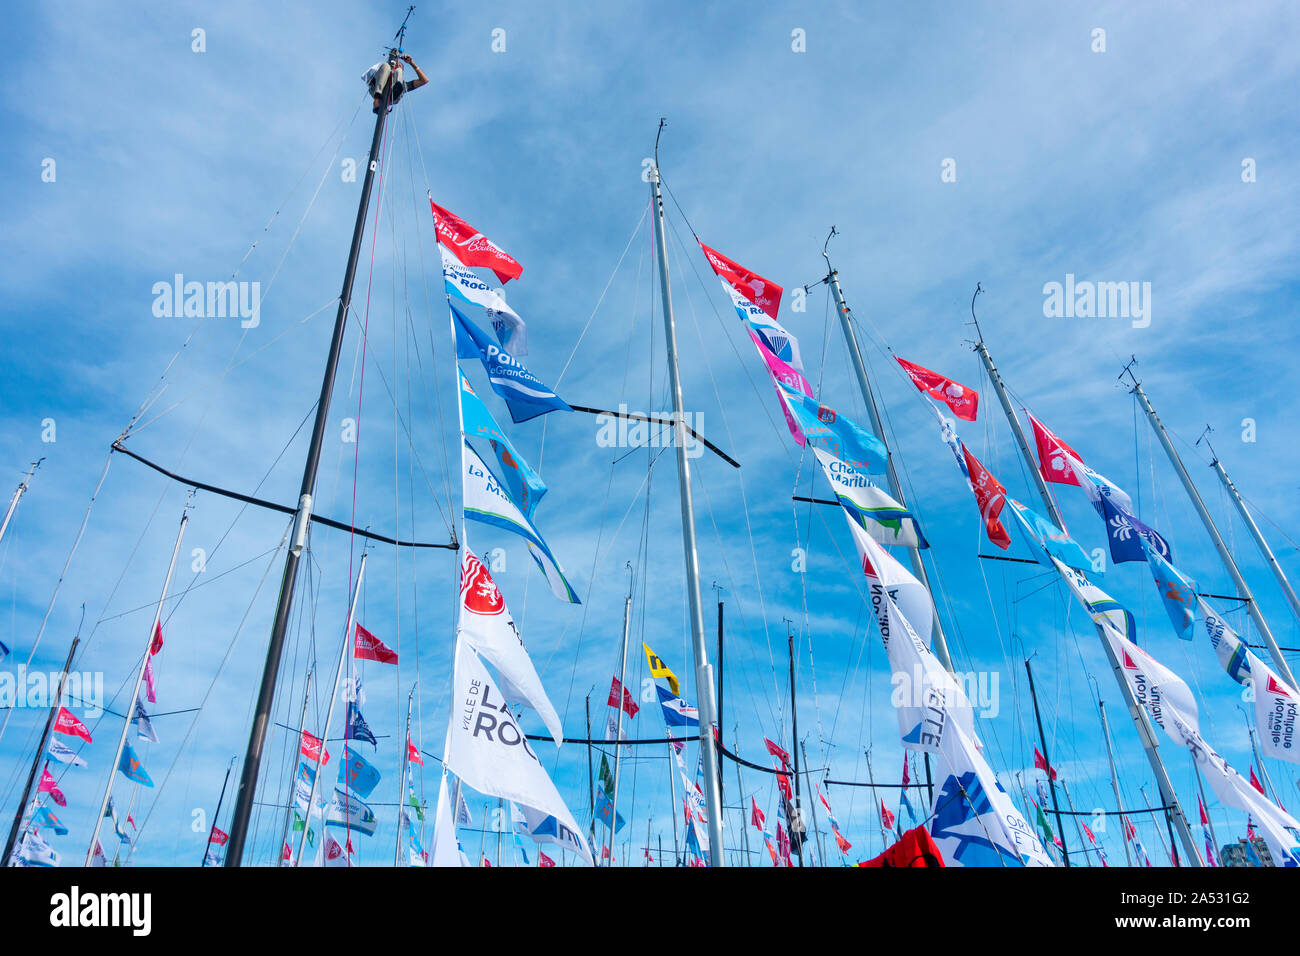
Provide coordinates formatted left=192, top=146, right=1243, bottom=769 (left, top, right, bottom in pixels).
left=642, top=642, right=680, bottom=696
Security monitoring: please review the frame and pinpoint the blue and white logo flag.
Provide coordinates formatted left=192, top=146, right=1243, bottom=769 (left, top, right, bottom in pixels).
left=459, top=368, right=547, bottom=517
left=1100, top=494, right=1171, bottom=564
left=46, top=738, right=86, bottom=768
left=514, top=800, right=595, bottom=860
left=1005, top=498, right=1092, bottom=572
left=33, top=806, right=68, bottom=835
left=594, top=788, right=626, bottom=833
left=134, top=700, right=159, bottom=744
left=1142, top=542, right=1197, bottom=640
left=15, top=830, right=59, bottom=867
left=814, top=447, right=927, bottom=549
left=462, top=439, right=579, bottom=604
left=453, top=305, right=569, bottom=423
left=929, top=720, right=1053, bottom=868
left=326, top=788, right=379, bottom=836
left=338, top=745, right=382, bottom=799
left=118, top=742, right=153, bottom=787
left=721, top=279, right=803, bottom=371
left=344, top=701, right=376, bottom=748
left=1051, top=557, right=1138, bottom=644
left=441, top=245, right=527, bottom=355
left=655, top=684, right=699, bottom=728
left=776, top=380, right=887, bottom=474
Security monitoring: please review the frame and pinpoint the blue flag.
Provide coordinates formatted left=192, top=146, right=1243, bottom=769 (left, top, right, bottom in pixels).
left=1143, top=541, right=1197, bottom=640
left=656, top=684, right=700, bottom=728
left=1100, top=494, right=1172, bottom=564
left=1006, top=499, right=1093, bottom=572
left=345, top=702, right=377, bottom=748
left=459, top=368, right=547, bottom=517
left=338, top=745, right=382, bottom=799
left=0, top=639, right=9, bottom=661
left=118, top=742, right=153, bottom=787
left=594, top=787, right=626, bottom=833
left=33, top=806, right=68, bottom=835
left=453, top=305, right=570, bottom=423
left=776, top=380, right=887, bottom=473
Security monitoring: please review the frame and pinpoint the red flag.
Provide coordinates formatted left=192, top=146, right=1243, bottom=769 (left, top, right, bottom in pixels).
left=208, top=826, right=229, bottom=846
left=1033, top=746, right=1058, bottom=781
left=1198, top=794, right=1209, bottom=826
left=879, top=799, right=896, bottom=830
left=775, top=821, right=792, bottom=866
left=300, top=730, right=330, bottom=765
left=833, top=828, right=852, bottom=854
left=354, top=623, right=398, bottom=664
left=961, top=445, right=1011, bottom=549
left=282, top=842, right=291, bottom=862
left=1249, top=766, right=1266, bottom=796
left=538, top=851, right=556, bottom=868
left=606, top=676, right=639, bottom=718
left=150, top=619, right=164, bottom=656
left=482, top=857, right=493, bottom=867
left=818, top=785, right=832, bottom=814
left=750, top=797, right=765, bottom=830
left=643, top=848, right=654, bottom=863
left=896, top=357, right=979, bottom=421
left=764, top=737, right=790, bottom=767
left=1247, top=819, right=1257, bottom=840
left=1028, top=412, right=1083, bottom=487
left=38, top=767, right=66, bottom=807
left=53, top=706, right=93, bottom=743
left=407, top=735, right=423, bottom=766
left=1124, top=817, right=1136, bottom=841
left=901, top=755, right=910, bottom=788
left=858, top=826, right=945, bottom=867
left=429, top=199, right=522, bottom=284
left=698, top=240, right=783, bottom=318
left=1082, top=822, right=1096, bottom=845
left=776, top=771, right=792, bottom=802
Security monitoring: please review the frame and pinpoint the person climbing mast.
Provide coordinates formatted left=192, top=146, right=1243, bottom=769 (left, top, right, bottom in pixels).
left=364, top=48, right=428, bottom=113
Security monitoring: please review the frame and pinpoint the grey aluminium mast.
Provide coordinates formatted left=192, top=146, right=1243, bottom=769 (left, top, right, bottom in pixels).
left=969, top=290, right=1201, bottom=866
left=811, top=228, right=955, bottom=672
left=224, top=30, right=406, bottom=866
left=1123, top=362, right=1298, bottom=691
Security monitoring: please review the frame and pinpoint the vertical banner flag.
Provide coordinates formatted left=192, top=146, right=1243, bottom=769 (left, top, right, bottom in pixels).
left=440, top=245, right=527, bottom=355
left=814, top=447, right=927, bottom=549
left=458, top=368, right=547, bottom=517
left=961, top=446, right=1011, bottom=549
left=453, top=305, right=570, bottom=423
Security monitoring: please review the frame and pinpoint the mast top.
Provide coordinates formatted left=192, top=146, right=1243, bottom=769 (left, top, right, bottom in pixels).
left=969, top=282, right=985, bottom=343
left=1119, top=354, right=1141, bottom=389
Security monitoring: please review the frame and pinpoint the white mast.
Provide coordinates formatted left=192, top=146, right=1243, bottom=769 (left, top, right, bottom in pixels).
left=1125, top=367, right=1298, bottom=690
left=647, top=125, right=725, bottom=864
left=820, top=236, right=954, bottom=672
left=85, top=505, right=188, bottom=864
left=0, top=459, right=40, bottom=549
left=296, top=551, right=367, bottom=866
left=395, top=684, right=415, bottom=866
left=608, top=565, right=633, bottom=867
left=1201, top=430, right=1300, bottom=630
left=970, top=306, right=1201, bottom=865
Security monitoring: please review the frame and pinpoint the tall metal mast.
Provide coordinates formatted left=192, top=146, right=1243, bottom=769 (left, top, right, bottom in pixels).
left=817, top=230, right=954, bottom=671
left=1200, top=429, right=1300, bottom=630
left=0, top=458, right=41, bottom=549
left=202, top=756, right=237, bottom=867
left=1024, top=655, right=1069, bottom=866
left=1097, top=699, right=1133, bottom=867
left=786, top=621, right=803, bottom=866
left=225, top=40, right=400, bottom=865
left=1125, top=367, right=1298, bottom=690
left=648, top=124, right=725, bottom=864
left=970, top=295, right=1200, bottom=865
left=608, top=565, right=633, bottom=868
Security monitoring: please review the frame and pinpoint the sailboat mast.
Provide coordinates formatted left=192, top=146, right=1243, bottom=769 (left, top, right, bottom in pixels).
left=85, top=508, right=188, bottom=864
left=1, top=634, right=77, bottom=865
left=202, top=757, right=236, bottom=867
left=647, top=146, right=724, bottom=864
left=395, top=685, right=414, bottom=866
left=224, top=53, right=396, bottom=866
left=0, top=458, right=41, bottom=549
left=785, top=621, right=803, bottom=867
left=1203, top=436, right=1300, bottom=629
left=608, top=568, right=633, bottom=868
left=1127, top=373, right=1298, bottom=690
left=822, top=247, right=954, bottom=672
left=295, top=551, right=367, bottom=866
left=1024, top=656, right=1069, bottom=866
left=278, top=670, right=313, bottom=864
left=1097, top=699, right=1133, bottom=867
left=1058, top=780, right=1092, bottom=867
left=972, top=323, right=1202, bottom=865
left=800, top=740, right=826, bottom=866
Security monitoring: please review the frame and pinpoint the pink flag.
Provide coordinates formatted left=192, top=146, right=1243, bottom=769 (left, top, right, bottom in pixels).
left=39, top=767, right=67, bottom=807
left=750, top=330, right=812, bottom=444
left=143, top=656, right=157, bottom=703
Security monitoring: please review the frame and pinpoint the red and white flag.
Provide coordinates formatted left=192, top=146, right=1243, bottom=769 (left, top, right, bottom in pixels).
left=607, top=676, right=639, bottom=718
left=961, top=446, right=1011, bottom=549
left=54, top=706, right=93, bottom=743
left=699, top=240, right=783, bottom=319
left=1198, top=794, right=1210, bottom=826
left=150, top=619, right=164, bottom=656
left=879, top=799, right=896, bottom=830
left=1033, top=746, right=1058, bottom=781
left=1028, top=412, right=1084, bottom=487
left=407, top=735, right=423, bottom=766
left=208, top=826, right=229, bottom=846
left=750, top=797, right=765, bottom=830
left=896, top=357, right=979, bottom=422
left=300, top=730, right=330, bottom=765
left=39, top=767, right=67, bottom=807
left=354, top=623, right=399, bottom=665
left=1250, top=766, right=1266, bottom=796
left=324, top=834, right=350, bottom=867
left=538, top=851, right=556, bottom=868
left=764, top=737, right=790, bottom=767
left=429, top=199, right=522, bottom=284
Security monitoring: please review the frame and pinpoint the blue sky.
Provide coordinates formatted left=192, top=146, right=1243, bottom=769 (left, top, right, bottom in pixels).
left=1, top=0, right=1299, bottom=867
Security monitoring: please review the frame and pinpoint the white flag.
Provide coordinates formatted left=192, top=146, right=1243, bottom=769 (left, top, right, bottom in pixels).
left=514, top=800, right=595, bottom=860
left=430, top=774, right=465, bottom=867
left=323, top=834, right=351, bottom=868
left=814, top=448, right=926, bottom=550
left=46, top=738, right=87, bottom=768
left=442, top=245, right=527, bottom=355
left=721, top=279, right=802, bottom=371
left=442, top=639, right=592, bottom=864
left=458, top=549, right=563, bottom=744
left=16, top=830, right=60, bottom=867
left=841, top=505, right=933, bottom=646
left=929, top=719, right=1053, bottom=868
